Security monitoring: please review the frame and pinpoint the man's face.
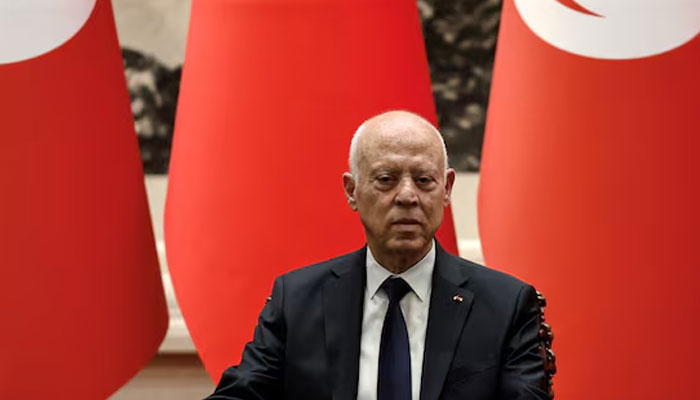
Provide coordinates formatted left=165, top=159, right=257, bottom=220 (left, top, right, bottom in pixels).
left=343, top=115, right=455, bottom=259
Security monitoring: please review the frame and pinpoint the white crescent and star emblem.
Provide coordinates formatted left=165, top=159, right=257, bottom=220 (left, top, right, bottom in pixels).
left=0, top=0, right=97, bottom=64
left=514, top=0, right=700, bottom=59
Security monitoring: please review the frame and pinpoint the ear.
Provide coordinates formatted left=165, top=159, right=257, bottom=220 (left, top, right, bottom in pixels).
left=443, top=168, right=456, bottom=206
left=342, top=172, right=358, bottom=211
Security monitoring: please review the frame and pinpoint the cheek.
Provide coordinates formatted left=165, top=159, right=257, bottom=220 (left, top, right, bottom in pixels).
left=358, top=192, right=387, bottom=210
left=422, top=197, right=446, bottom=217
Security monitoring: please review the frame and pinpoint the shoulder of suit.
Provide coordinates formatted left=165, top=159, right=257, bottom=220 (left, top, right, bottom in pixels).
left=275, top=247, right=364, bottom=285
left=446, top=251, right=532, bottom=293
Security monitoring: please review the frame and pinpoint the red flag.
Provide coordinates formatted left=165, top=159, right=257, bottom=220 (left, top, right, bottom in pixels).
left=166, top=0, right=457, bottom=379
left=479, top=1, right=700, bottom=398
left=0, top=1, right=168, bottom=397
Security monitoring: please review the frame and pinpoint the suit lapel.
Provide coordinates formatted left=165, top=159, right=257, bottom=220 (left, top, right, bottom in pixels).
left=324, top=248, right=366, bottom=400
left=420, top=245, right=474, bottom=400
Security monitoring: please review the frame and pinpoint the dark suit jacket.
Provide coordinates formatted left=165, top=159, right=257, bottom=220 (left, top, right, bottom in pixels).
left=207, top=243, right=551, bottom=400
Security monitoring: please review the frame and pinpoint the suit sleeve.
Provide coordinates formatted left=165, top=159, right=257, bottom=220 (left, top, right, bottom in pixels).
left=205, top=276, right=287, bottom=400
left=498, top=284, right=554, bottom=400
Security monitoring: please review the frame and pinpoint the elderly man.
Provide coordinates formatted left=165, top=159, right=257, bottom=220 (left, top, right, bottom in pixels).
left=206, top=111, right=552, bottom=400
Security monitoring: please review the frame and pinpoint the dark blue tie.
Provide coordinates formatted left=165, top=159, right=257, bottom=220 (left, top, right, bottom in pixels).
left=378, top=277, right=412, bottom=400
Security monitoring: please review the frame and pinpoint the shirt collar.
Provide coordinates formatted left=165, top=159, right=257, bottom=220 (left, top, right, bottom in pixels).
left=365, top=240, right=435, bottom=302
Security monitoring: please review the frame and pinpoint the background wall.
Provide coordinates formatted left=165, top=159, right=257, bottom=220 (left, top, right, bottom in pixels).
left=113, top=0, right=190, bottom=68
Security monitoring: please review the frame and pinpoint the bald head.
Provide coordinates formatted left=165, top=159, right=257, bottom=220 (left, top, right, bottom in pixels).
left=348, top=110, right=449, bottom=179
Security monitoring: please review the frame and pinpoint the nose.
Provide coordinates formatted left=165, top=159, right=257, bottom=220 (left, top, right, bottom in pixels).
left=394, top=178, right=419, bottom=207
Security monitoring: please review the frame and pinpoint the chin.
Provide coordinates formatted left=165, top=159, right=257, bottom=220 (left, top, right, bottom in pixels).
left=386, top=237, right=429, bottom=254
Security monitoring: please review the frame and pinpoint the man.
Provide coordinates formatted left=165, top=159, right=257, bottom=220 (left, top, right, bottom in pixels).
left=206, top=111, right=553, bottom=400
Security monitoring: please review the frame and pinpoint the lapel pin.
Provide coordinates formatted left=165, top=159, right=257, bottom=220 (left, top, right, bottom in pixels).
left=266, top=296, right=272, bottom=303
left=452, top=294, right=464, bottom=303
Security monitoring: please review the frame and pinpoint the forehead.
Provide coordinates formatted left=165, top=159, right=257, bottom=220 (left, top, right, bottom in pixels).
left=357, top=119, right=444, bottom=171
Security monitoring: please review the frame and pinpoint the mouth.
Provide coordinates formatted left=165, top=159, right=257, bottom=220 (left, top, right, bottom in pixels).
left=392, top=219, right=421, bottom=225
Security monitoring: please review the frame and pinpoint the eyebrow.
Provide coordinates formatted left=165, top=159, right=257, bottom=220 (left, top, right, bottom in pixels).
left=368, top=166, right=439, bottom=176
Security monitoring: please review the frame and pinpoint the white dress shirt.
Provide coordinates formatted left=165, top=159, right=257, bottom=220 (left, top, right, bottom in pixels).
left=357, top=241, right=435, bottom=400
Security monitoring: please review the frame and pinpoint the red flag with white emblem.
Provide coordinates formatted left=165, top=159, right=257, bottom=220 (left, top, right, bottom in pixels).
left=0, top=1, right=168, bottom=397
left=166, top=0, right=457, bottom=379
left=479, top=0, right=700, bottom=398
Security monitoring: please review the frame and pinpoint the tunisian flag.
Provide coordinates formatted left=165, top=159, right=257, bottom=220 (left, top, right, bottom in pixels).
left=0, top=1, right=168, bottom=398
left=166, top=0, right=457, bottom=379
left=479, top=1, right=700, bottom=398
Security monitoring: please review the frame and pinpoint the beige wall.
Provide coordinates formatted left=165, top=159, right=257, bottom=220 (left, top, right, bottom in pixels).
left=113, top=0, right=190, bottom=67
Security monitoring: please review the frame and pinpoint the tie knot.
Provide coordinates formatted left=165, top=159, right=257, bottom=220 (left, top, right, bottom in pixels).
left=381, top=277, right=412, bottom=304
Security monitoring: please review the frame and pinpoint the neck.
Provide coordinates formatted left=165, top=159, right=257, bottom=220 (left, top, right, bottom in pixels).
left=369, top=243, right=432, bottom=274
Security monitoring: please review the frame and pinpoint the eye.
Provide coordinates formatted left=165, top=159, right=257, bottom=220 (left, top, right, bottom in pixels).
left=374, top=175, right=396, bottom=186
left=415, top=176, right=436, bottom=187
